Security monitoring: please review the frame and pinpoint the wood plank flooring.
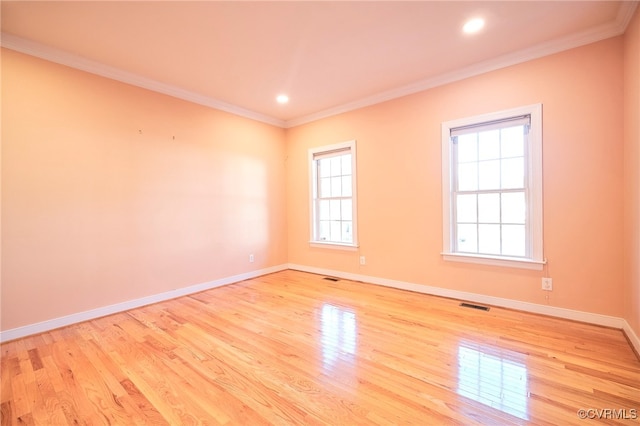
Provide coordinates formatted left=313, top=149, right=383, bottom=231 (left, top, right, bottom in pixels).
left=1, top=270, right=639, bottom=425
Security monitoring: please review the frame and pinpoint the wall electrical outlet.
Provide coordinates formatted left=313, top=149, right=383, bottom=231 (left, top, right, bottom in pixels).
left=249, top=254, right=254, bottom=263
left=359, top=256, right=366, bottom=265
left=541, top=277, right=553, bottom=291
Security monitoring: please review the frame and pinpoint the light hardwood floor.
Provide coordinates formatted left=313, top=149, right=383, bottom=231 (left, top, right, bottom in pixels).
left=1, top=270, right=639, bottom=425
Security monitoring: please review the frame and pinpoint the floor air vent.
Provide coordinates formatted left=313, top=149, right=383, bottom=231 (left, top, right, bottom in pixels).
left=323, top=277, right=340, bottom=282
left=460, top=302, right=490, bottom=311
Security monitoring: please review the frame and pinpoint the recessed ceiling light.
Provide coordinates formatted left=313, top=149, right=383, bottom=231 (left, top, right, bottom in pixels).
left=276, top=94, right=289, bottom=104
left=463, top=17, right=485, bottom=34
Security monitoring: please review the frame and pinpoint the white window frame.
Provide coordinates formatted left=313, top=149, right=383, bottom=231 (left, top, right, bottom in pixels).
left=309, top=140, right=358, bottom=250
left=441, top=104, right=544, bottom=270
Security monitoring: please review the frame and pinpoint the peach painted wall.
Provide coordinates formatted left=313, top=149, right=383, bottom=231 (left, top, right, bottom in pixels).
left=624, top=8, right=640, bottom=337
left=1, top=49, right=287, bottom=331
left=286, top=37, right=625, bottom=317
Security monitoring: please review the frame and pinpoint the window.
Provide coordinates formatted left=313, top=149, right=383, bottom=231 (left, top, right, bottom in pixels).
left=309, top=141, right=358, bottom=249
left=441, top=104, right=544, bottom=270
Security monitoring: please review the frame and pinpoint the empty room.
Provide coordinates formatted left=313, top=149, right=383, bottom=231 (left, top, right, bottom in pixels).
left=1, top=1, right=640, bottom=424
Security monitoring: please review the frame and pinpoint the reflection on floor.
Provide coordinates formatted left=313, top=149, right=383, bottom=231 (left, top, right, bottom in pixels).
left=2, top=270, right=638, bottom=424
left=319, top=303, right=357, bottom=371
left=458, top=341, right=529, bottom=420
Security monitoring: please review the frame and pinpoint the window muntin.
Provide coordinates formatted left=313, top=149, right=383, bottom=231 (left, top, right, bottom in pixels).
left=453, top=122, right=528, bottom=257
left=309, top=141, right=357, bottom=248
left=442, top=105, right=543, bottom=269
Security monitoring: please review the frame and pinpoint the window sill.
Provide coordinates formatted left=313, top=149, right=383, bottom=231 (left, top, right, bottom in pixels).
left=310, top=241, right=359, bottom=251
left=441, top=252, right=545, bottom=270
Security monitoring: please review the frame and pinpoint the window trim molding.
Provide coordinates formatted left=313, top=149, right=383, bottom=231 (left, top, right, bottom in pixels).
left=441, top=252, right=545, bottom=270
left=441, top=104, right=544, bottom=270
left=308, top=140, right=358, bottom=249
left=309, top=241, right=359, bottom=251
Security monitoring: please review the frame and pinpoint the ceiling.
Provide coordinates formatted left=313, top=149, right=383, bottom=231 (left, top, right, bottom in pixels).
left=1, top=1, right=637, bottom=127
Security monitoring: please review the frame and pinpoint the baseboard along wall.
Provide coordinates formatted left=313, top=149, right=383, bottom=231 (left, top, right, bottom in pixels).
left=0, top=264, right=288, bottom=343
left=2, top=263, right=639, bottom=359
left=287, top=263, right=640, bottom=357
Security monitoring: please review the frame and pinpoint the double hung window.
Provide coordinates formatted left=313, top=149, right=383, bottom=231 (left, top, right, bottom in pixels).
left=441, top=105, right=544, bottom=269
left=309, top=141, right=358, bottom=249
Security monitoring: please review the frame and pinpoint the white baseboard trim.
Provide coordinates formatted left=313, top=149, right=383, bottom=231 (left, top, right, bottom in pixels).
left=622, top=320, right=640, bottom=358
left=288, top=263, right=629, bottom=330
left=0, top=264, right=288, bottom=343
left=4, top=262, right=639, bottom=359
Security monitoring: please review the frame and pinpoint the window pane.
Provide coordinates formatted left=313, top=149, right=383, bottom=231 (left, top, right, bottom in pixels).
left=501, top=157, right=524, bottom=189
left=341, top=154, right=352, bottom=175
left=501, top=126, right=524, bottom=158
left=457, top=134, right=477, bottom=163
left=311, top=143, right=357, bottom=246
left=502, top=192, right=526, bottom=224
left=478, top=130, right=500, bottom=160
left=330, top=156, right=342, bottom=177
left=330, top=221, right=341, bottom=242
left=502, top=224, right=525, bottom=257
left=319, top=158, right=331, bottom=178
left=319, top=221, right=330, bottom=241
left=457, top=224, right=478, bottom=253
left=319, top=200, right=330, bottom=220
left=456, top=194, right=477, bottom=223
left=342, top=221, right=353, bottom=242
left=478, top=160, right=500, bottom=190
left=320, top=177, right=331, bottom=197
left=342, top=176, right=352, bottom=197
left=478, top=193, right=500, bottom=223
left=479, top=224, right=501, bottom=254
left=330, top=199, right=341, bottom=220
left=330, top=176, right=342, bottom=197
left=458, top=163, right=478, bottom=191
left=341, top=199, right=352, bottom=221
left=444, top=107, right=540, bottom=263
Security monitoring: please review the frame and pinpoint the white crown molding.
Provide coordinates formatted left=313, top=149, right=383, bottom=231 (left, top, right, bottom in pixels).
left=617, top=0, right=639, bottom=31
left=0, top=32, right=286, bottom=128
left=0, top=264, right=288, bottom=343
left=2, top=1, right=637, bottom=130
left=284, top=2, right=638, bottom=128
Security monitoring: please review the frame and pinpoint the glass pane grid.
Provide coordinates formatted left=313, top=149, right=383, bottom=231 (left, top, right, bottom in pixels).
left=455, top=193, right=527, bottom=257
left=453, top=124, right=527, bottom=258
left=317, top=219, right=353, bottom=243
left=315, top=152, right=354, bottom=244
left=456, top=126, right=526, bottom=192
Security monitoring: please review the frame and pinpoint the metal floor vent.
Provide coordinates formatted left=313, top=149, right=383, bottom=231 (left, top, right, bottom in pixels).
left=323, top=277, right=340, bottom=282
left=460, top=302, right=490, bottom=311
